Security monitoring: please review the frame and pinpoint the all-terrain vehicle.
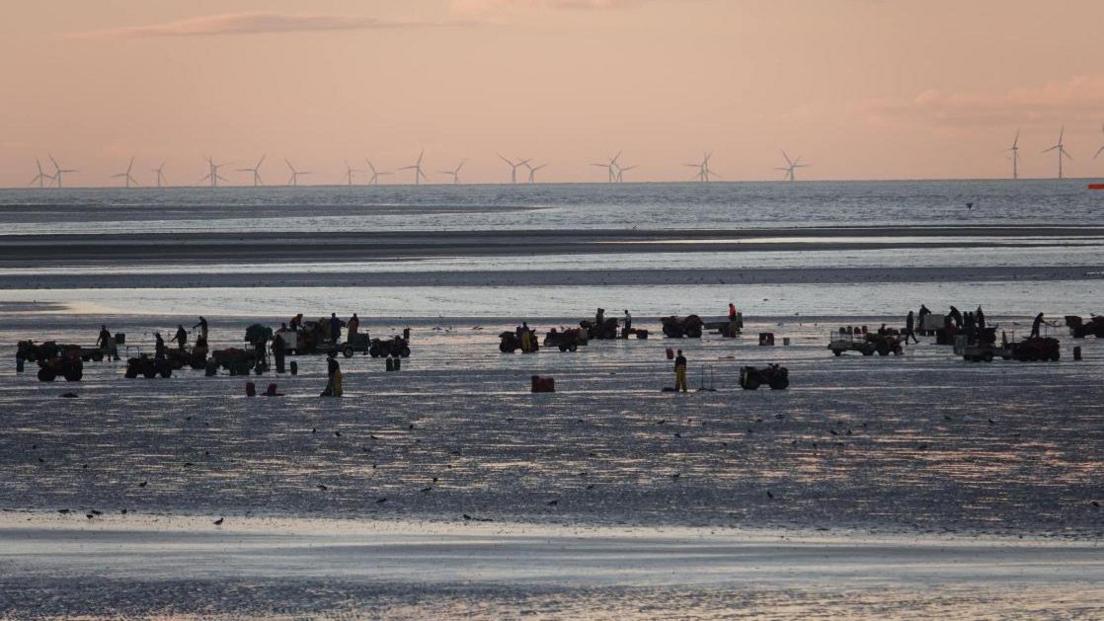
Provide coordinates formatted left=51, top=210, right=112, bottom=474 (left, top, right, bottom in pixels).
left=369, top=335, right=411, bottom=358
left=580, top=318, right=619, bottom=340
left=125, top=355, right=174, bottom=379
left=500, top=330, right=540, bottom=353
left=33, top=347, right=84, bottom=382
left=661, top=315, right=704, bottom=339
left=739, top=364, right=789, bottom=390
left=1065, top=315, right=1104, bottom=339
left=1008, top=336, right=1061, bottom=362
left=544, top=327, right=587, bottom=352
left=206, top=347, right=266, bottom=376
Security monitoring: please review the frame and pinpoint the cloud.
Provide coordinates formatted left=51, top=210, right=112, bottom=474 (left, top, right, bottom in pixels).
left=861, top=75, right=1104, bottom=129
left=451, top=0, right=649, bottom=14
left=69, top=12, right=448, bottom=39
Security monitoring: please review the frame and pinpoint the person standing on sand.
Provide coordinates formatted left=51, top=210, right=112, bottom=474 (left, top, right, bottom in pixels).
left=322, top=352, right=343, bottom=397
left=976, top=306, right=986, bottom=330
left=193, top=317, right=209, bottom=342
left=347, top=313, right=360, bottom=337
left=728, top=303, right=737, bottom=321
left=97, top=325, right=118, bottom=361
left=1031, top=312, right=1046, bottom=338
left=272, top=332, right=286, bottom=374
left=674, top=349, right=688, bottom=393
left=329, top=313, right=343, bottom=345
left=173, top=325, right=188, bottom=351
left=904, top=311, right=919, bottom=344
left=154, top=333, right=166, bottom=360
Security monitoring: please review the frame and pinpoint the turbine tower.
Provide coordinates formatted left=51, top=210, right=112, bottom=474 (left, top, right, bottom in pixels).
left=200, top=156, right=228, bottom=188
left=237, top=155, right=266, bottom=187
left=615, top=163, right=636, bottom=183
left=1042, top=128, right=1072, bottom=179
left=498, top=154, right=531, bottom=184
left=285, top=159, right=311, bottom=186
left=776, top=151, right=810, bottom=182
left=344, top=160, right=364, bottom=186
left=152, top=162, right=167, bottom=188
left=685, top=153, right=718, bottom=182
left=591, top=151, right=622, bottom=183
left=439, top=160, right=466, bottom=184
left=525, top=162, right=548, bottom=184
left=111, top=157, right=139, bottom=188
left=399, top=151, right=428, bottom=185
left=48, top=155, right=77, bottom=188
left=29, top=159, right=54, bottom=188
left=1008, top=131, right=1021, bottom=180
left=365, top=160, right=391, bottom=185
left=1094, top=124, right=1104, bottom=161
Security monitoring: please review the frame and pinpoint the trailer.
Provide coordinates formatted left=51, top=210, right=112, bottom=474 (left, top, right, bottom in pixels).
left=828, top=330, right=903, bottom=357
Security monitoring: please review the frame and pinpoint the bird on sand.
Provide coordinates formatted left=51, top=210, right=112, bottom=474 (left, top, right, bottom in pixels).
left=213, top=517, right=224, bottom=525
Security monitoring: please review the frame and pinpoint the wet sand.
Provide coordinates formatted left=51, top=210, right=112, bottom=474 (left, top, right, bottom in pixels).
left=2, top=516, right=1102, bottom=619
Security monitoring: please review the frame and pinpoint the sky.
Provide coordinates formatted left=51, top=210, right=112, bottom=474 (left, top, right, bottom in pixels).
left=2, top=0, right=1104, bottom=186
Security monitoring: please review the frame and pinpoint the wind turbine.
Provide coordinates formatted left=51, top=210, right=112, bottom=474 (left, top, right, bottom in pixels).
left=152, top=162, right=167, bottom=188
left=615, top=163, right=636, bottom=183
left=1094, top=124, right=1104, bottom=160
left=200, top=156, right=228, bottom=188
left=237, top=155, right=266, bottom=187
left=498, top=154, right=531, bottom=184
left=685, top=153, right=718, bottom=182
left=1042, top=127, right=1072, bottom=179
left=525, top=162, right=548, bottom=184
left=343, top=160, right=364, bottom=186
left=439, top=160, right=466, bottom=184
left=29, top=159, right=54, bottom=188
left=111, top=157, right=139, bottom=188
left=399, top=151, right=428, bottom=185
left=364, top=160, right=391, bottom=185
left=1008, top=131, right=1021, bottom=180
left=776, top=151, right=810, bottom=182
left=285, top=159, right=311, bottom=186
left=591, top=151, right=622, bottom=183
left=48, top=155, right=77, bottom=188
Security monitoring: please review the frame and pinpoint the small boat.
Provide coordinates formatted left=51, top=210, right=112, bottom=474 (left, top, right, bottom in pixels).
left=1089, top=183, right=1104, bottom=190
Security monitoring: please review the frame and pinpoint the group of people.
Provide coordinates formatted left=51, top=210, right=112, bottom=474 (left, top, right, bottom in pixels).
left=96, top=316, right=211, bottom=361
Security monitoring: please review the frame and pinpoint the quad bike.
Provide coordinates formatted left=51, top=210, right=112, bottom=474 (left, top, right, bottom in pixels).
left=543, top=328, right=587, bottom=352
left=739, top=364, right=789, bottom=390
left=580, top=318, right=620, bottom=340
left=370, top=336, right=411, bottom=358
left=1065, top=315, right=1104, bottom=339
left=661, top=315, right=704, bottom=339
left=500, top=330, right=540, bottom=353
left=125, top=355, right=174, bottom=379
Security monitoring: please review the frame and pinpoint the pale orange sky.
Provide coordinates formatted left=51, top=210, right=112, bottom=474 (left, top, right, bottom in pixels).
left=2, top=0, right=1104, bottom=186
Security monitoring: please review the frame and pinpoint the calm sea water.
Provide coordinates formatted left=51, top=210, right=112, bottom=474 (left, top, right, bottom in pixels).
left=0, top=179, right=1100, bottom=235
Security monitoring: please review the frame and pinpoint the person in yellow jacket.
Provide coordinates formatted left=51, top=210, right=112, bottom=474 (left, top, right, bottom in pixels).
left=674, top=349, right=688, bottom=393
